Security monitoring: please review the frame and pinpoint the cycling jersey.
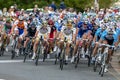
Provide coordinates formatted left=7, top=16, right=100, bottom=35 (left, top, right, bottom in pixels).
left=54, top=21, right=62, bottom=32
left=49, top=26, right=56, bottom=39
left=17, top=21, right=25, bottom=29
left=77, top=24, right=90, bottom=38
left=101, top=32, right=118, bottom=45
left=37, top=26, right=51, bottom=39
left=4, top=23, right=12, bottom=34
left=27, top=27, right=36, bottom=37
left=14, top=20, right=27, bottom=35
left=61, top=25, right=76, bottom=42
left=95, top=28, right=106, bottom=41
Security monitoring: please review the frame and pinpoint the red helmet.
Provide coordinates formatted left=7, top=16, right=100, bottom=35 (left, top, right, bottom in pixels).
left=48, top=20, right=54, bottom=25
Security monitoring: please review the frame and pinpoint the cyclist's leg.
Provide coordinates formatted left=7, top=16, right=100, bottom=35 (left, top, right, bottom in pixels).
left=71, top=39, right=79, bottom=63
left=43, top=40, right=49, bottom=59
left=5, top=33, right=10, bottom=51
left=85, top=35, right=93, bottom=55
left=102, top=40, right=109, bottom=72
left=81, top=33, right=88, bottom=58
left=92, top=43, right=99, bottom=61
left=65, top=42, right=71, bottom=61
left=23, top=37, right=30, bottom=52
left=32, top=37, right=39, bottom=60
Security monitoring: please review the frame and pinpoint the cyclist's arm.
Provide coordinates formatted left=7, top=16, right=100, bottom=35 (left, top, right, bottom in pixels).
left=10, top=24, right=16, bottom=34
left=10, top=20, right=18, bottom=34
left=113, top=34, right=118, bottom=47
left=72, top=28, right=76, bottom=41
left=23, top=22, right=28, bottom=36
left=34, top=31, right=38, bottom=38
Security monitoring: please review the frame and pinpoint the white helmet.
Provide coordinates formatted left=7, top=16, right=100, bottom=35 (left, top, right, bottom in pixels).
left=19, top=15, right=24, bottom=20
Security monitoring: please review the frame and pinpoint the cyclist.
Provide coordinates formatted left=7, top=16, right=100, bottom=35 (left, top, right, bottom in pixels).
left=99, top=27, right=118, bottom=72
left=2, top=18, right=12, bottom=51
left=48, top=19, right=56, bottom=58
left=11, top=15, right=27, bottom=56
left=32, top=21, right=51, bottom=60
left=23, top=22, right=37, bottom=53
left=71, top=20, right=92, bottom=63
left=59, top=19, right=76, bottom=63
left=92, top=24, right=107, bottom=62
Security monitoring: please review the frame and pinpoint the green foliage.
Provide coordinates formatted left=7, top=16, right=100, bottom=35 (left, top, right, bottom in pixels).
left=0, top=0, right=115, bottom=11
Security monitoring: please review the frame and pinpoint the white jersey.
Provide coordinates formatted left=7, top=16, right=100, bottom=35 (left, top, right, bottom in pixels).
left=37, top=26, right=51, bottom=39
left=60, top=26, right=76, bottom=42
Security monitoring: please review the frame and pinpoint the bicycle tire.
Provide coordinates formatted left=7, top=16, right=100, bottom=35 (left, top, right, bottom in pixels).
left=35, top=54, right=39, bottom=66
left=23, top=53, right=27, bottom=63
left=23, top=41, right=31, bottom=62
left=11, top=39, right=17, bottom=59
left=11, top=50, right=15, bottom=59
left=75, top=56, right=79, bottom=68
left=43, top=51, right=47, bottom=62
left=1, top=47, right=5, bottom=56
left=54, top=53, right=58, bottom=64
left=60, top=59, right=64, bottom=70
left=59, top=49, right=65, bottom=70
left=101, top=65, right=105, bottom=77
left=93, top=59, right=98, bottom=72
left=35, top=45, right=41, bottom=66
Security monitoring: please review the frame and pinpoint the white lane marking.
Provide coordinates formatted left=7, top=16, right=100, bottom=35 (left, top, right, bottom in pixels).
left=0, top=60, right=23, bottom=63
left=0, top=59, right=56, bottom=63
left=0, top=79, right=5, bottom=80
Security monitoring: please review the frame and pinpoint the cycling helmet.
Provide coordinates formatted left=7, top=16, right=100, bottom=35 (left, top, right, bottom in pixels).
left=48, top=19, right=54, bottom=25
left=107, top=28, right=114, bottom=35
left=30, top=22, right=36, bottom=28
left=42, top=21, right=47, bottom=26
left=67, top=19, right=72, bottom=24
left=101, top=24, right=106, bottom=30
left=19, top=15, right=24, bottom=21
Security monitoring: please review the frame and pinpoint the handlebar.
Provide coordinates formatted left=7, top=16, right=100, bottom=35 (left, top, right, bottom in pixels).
left=95, top=42, right=115, bottom=48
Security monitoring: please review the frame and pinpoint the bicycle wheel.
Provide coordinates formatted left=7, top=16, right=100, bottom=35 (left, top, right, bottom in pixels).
left=23, top=53, right=27, bottom=62
left=99, top=65, right=105, bottom=77
left=93, top=58, right=98, bottom=72
left=75, top=55, right=80, bottom=68
left=54, top=53, right=58, bottom=64
left=43, top=49, right=47, bottom=62
left=35, top=53, right=39, bottom=66
left=87, top=55, right=91, bottom=67
left=59, top=50, right=65, bottom=70
left=23, top=41, right=31, bottom=62
left=35, top=45, right=41, bottom=66
left=0, top=47, right=4, bottom=56
left=11, top=50, right=15, bottom=59
left=88, top=47, right=93, bottom=67
left=11, top=40, right=17, bottom=59
left=60, top=59, right=64, bottom=70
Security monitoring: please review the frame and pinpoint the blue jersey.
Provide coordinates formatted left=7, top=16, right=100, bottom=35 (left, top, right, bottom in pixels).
left=78, top=26, right=89, bottom=38
left=54, top=21, right=62, bottom=32
left=116, top=28, right=120, bottom=36
left=95, top=28, right=106, bottom=41
left=101, top=31, right=118, bottom=45
left=78, top=21, right=92, bottom=30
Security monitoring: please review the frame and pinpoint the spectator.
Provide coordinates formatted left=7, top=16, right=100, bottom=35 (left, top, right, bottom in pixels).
left=59, top=1, right=66, bottom=10
left=50, top=1, right=56, bottom=11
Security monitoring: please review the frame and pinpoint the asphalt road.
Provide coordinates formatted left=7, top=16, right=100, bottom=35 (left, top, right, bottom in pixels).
left=0, top=50, right=120, bottom=80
